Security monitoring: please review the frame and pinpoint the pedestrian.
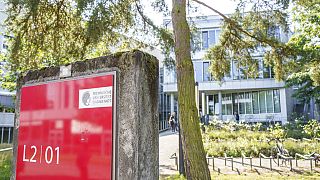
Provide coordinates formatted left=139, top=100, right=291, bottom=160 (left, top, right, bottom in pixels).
left=234, top=111, right=239, bottom=123
left=172, top=112, right=178, bottom=131
left=170, top=114, right=176, bottom=132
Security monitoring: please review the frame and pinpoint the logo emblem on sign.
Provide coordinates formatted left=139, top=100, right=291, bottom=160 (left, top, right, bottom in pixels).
left=79, top=86, right=113, bottom=109
left=82, top=91, right=91, bottom=106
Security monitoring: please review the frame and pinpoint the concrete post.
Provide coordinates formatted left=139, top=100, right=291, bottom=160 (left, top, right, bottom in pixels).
left=218, top=91, right=223, bottom=120
left=202, top=92, right=206, bottom=115
left=170, top=94, right=175, bottom=114
left=13, top=50, right=159, bottom=180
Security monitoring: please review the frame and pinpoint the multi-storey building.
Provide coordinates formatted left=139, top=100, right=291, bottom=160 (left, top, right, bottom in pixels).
left=0, top=1, right=15, bottom=144
left=161, top=15, right=294, bottom=125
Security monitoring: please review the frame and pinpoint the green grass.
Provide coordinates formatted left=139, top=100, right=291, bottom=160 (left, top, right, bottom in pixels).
left=0, top=144, right=13, bottom=180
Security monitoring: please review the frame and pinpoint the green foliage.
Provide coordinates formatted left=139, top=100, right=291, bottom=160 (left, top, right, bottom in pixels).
left=268, top=123, right=286, bottom=139
left=203, top=120, right=320, bottom=157
left=303, top=119, right=320, bottom=138
left=206, top=0, right=291, bottom=82
left=3, top=0, right=174, bottom=90
left=0, top=144, right=13, bottom=179
left=204, top=0, right=320, bottom=104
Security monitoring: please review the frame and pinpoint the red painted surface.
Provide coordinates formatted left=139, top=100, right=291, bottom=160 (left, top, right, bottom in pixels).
left=16, top=74, right=114, bottom=180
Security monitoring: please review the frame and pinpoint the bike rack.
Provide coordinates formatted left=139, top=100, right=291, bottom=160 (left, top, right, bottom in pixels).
left=241, top=153, right=253, bottom=170
left=224, top=153, right=234, bottom=170
left=295, top=153, right=317, bottom=172
left=277, top=153, right=293, bottom=171
left=259, top=153, right=273, bottom=170
left=170, top=153, right=178, bottom=170
left=206, top=156, right=214, bottom=170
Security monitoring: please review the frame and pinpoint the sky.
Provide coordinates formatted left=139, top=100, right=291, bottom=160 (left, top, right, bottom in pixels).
left=144, top=0, right=238, bottom=26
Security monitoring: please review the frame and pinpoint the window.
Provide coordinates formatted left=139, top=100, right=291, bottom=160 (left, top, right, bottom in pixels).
left=266, top=90, right=273, bottom=113
left=202, top=29, right=221, bottom=50
left=252, top=92, right=259, bottom=114
left=268, top=26, right=281, bottom=40
left=202, top=31, right=208, bottom=49
left=208, top=95, right=214, bottom=115
left=245, top=92, right=252, bottom=114
left=263, top=65, right=271, bottom=78
left=203, top=62, right=211, bottom=81
left=273, top=89, right=281, bottom=113
left=222, top=94, right=232, bottom=115
left=238, top=92, right=246, bottom=114
left=259, top=91, right=267, bottom=113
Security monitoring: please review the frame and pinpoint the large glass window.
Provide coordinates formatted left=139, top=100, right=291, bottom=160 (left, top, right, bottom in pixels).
left=259, top=91, right=267, bottom=113
left=252, top=92, right=259, bottom=114
left=245, top=92, right=252, bottom=114
left=238, top=93, right=246, bottom=114
left=222, top=94, right=232, bottom=115
left=266, top=90, right=274, bottom=113
left=273, top=89, right=281, bottom=113
left=214, top=89, right=281, bottom=116
left=203, top=62, right=211, bottom=81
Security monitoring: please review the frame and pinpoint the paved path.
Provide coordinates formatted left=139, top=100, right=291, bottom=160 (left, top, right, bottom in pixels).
left=159, top=130, right=320, bottom=176
left=159, top=130, right=179, bottom=175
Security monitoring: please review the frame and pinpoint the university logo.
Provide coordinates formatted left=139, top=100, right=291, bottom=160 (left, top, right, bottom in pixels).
left=82, top=91, right=91, bottom=106
left=79, top=86, right=113, bottom=109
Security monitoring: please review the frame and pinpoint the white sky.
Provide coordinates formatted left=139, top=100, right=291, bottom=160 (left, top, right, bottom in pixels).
left=144, top=0, right=238, bottom=26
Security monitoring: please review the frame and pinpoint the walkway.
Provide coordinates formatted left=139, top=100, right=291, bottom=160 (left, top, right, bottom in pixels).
left=159, top=130, right=179, bottom=175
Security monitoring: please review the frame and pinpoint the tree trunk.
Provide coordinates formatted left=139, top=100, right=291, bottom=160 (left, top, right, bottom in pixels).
left=171, top=0, right=211, bottom=179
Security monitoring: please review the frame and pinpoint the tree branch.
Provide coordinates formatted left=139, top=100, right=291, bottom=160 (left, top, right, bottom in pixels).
left=135, top=1, right=160, bottom=32
left=192, top=0, right=282, bottom=48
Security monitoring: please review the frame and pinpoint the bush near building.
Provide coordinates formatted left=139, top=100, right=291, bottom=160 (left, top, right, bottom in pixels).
left=203, top=120, right=320, bottom=157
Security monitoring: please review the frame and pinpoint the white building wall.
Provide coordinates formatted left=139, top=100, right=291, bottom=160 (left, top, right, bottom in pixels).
left=162, top=14, right=294, bottom=124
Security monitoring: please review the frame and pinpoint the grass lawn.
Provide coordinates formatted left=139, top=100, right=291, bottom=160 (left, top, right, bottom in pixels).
left=0, top=144, right=13, bottom=180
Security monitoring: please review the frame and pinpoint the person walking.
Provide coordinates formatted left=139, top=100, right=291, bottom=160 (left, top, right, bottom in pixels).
left=234, top=111, right=239, bottom=123
left=170, top=114, right=176, bottom=132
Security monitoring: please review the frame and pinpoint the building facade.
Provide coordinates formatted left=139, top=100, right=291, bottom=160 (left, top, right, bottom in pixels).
left=0, top=1, right=14, bottom=144
left=161, top=15, right=294, bottom=124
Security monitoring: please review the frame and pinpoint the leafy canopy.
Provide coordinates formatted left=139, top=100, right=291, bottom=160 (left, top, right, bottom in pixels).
left=203, top=0, right=319, bottom=103
left=2, top=0, right=173, bottom=90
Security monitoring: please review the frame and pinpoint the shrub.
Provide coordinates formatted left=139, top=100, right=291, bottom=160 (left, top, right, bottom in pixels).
left=303, top=120, right=320, bottom=138
left=203, top=120, right=320, bottom=158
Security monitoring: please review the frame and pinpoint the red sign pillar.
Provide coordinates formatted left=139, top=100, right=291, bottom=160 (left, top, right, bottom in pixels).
left=16, top=73, right=116, bottom=180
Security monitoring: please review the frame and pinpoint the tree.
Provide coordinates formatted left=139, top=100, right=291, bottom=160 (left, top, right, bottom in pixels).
left=285, top=0, right=320, bottom=111
left=203, top=0, right=319, bottom=104
left=171, top=0, right=211, bottom=178
left=4, top=0, right=210, bottom=179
